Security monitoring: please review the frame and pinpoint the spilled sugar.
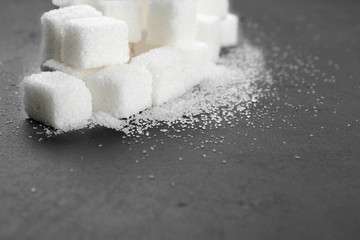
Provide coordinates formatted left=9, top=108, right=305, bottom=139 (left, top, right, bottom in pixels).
left=16, top=40, right=272, bottom=137
left=89, top=41, right=272, bottom=135
left=1, top=4, right=351, bottom=181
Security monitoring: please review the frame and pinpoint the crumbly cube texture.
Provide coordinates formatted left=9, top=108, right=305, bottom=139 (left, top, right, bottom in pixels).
left=197, top=15, right=221, bottom=61
left=197, top=0, right=229, bottom=19
left=23, top=71, right=92, bottom=131
left=132, top=44, right=210, bottom=106
left=99, top=1, right=142, bottom=43
left=146, top=0, right=197, bottom=48
left=87, top=65, right=152, bottom=118
left=62, top=17, right=129, bottom=69
left=41, top=59, right=103, bottom=81
left=52, top=0, right=99, bottom=8
left=41, top=5, right=102, bottom=63
left=220, top=13, right=239, bottom=47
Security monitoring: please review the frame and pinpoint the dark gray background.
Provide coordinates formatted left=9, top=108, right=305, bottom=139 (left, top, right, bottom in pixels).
left=1, top=0, right=360, bottom=239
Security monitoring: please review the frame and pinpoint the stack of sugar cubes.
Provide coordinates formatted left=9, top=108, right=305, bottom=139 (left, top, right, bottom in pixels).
left=23, top=0, right=240, bottom=131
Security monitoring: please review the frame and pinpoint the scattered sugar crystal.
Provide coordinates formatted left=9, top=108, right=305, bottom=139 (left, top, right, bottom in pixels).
left=23, top=71, right=93, bottom=131
left=197, top=0, right=229, bottom=19
left=220, top=13, right=240, bottom=47
left=87, top=64, right=152, bottom=118
left=197, top=14, right=221, bottom=61
left=41, top=59, right=103, bottom=82
left=62, top=17, right=129, bottom=69
left=40, top=5, right=102, bottom=63
left=99, top=0, right=142, bottom=43
left=91, top=111, right=129, bottom=131
left=146, top=0, right=197, bottom=48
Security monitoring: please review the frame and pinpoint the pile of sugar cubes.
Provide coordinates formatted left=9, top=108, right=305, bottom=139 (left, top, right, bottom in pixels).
left=23, top=0, right=240, bottom=131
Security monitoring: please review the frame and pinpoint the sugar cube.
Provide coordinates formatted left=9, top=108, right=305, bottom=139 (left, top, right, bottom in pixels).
left=146, top=0, right=197, bottom=48
left=132, top=43, right=210, bottom=106
left=87, top=65, right=152, bottom=118
left=220, top=13, right=239, bottom=47
left=197, top=0, right=229, bottom=19
left=181, top=42, right=211, bottom=88
left=41, top=5, right=102, bottom=63
left=52, top=0, right=99, bottom=8
left=131, top=47, right=187, bottom=106
left=41, top=59, right=103, bottom=81
left=23, top=72, right=93, bottom=131
left=62, top=17, right=129, bottom=69
left=197, top=15, right=221, bottom=62
left=98, top=0, right=142, bottom=43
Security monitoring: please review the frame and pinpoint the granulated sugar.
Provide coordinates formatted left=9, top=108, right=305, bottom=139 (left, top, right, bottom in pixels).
left=90, top=41, right=272, bottom=136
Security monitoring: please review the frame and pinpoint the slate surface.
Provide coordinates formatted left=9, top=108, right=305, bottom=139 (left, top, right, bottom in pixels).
left=1, top=0, right=360, bottom=239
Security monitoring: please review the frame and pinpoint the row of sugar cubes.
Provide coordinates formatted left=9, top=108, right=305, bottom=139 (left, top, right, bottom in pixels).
left=23, top=0, right=240, bottom=131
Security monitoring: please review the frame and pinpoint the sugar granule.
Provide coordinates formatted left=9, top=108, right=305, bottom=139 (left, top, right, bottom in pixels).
left=90, top=41, right=272, bottom=135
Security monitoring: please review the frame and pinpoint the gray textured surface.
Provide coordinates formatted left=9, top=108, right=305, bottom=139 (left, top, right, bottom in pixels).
left=1, top=0, right=360, bottom=239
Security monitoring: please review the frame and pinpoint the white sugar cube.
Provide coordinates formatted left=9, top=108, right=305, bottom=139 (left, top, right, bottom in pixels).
left=146, top=0, right=197, bottom=48
left=41, top=5, right=102, bottom=63
left=99, top=1, right=142, bottom=43
left=52, top=0, right=99, bottom=8
left=41, top=59, right=103, bottom=81
left=131, top=47, right=187, bottom=106
left=181, top=42, right=211, bottom=88
left=23, top=72, right=93, bottom=131
left=220, top=13, right=239, bottom=47
left=197, top=15, right=221, bottom=61
left=132, top=43, right=210, bottom=106
left=100, top=0, right=149, bottom=29
left=62, top=17, right=129, bottom=69
left=197, top=0, right=229, bottom=19
left=87, top=65, right=152, bottom=118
